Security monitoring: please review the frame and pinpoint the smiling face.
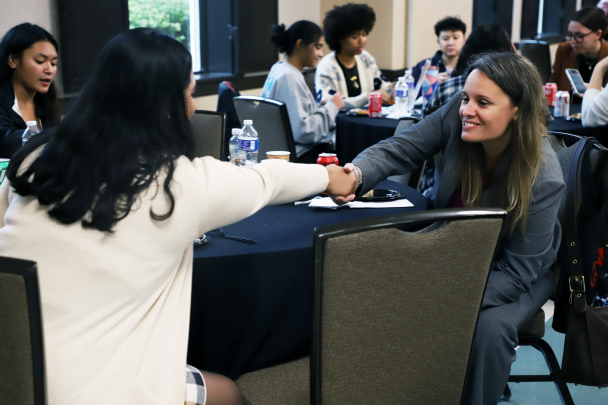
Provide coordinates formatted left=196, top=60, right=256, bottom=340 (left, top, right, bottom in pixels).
left=8, top=40, right=57, bottom=94
left=568, top=20, right=602, bottom=55
left=459, top=69, right=518, bottom=152
left=339, top=30, right=367, bottom=56
left=302, top=36, right=324, bottom=68
left=437, top=30, right=466, bottom=58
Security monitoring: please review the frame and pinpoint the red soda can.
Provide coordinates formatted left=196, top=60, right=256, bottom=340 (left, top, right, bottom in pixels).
left=544, top=83, right=558, bottom=106
left=316, top=153, right=339, bottom=166
left=369, top=93, right=382, bottom=118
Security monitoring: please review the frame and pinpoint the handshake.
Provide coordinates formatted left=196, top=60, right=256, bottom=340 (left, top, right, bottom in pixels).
left=324, top=163, right=360, bottom=204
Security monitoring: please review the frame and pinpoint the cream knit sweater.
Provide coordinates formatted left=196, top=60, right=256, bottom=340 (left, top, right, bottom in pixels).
left=0, top=157, right=328, bottom=404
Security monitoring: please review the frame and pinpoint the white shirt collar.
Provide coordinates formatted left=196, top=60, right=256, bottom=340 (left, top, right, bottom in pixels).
left=12, top=95, right=21, bottom=117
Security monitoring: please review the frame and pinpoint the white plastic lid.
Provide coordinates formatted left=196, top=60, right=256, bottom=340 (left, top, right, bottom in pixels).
left=232, top=128, right=241, bottom=135
left=26, top=121, right=37, bottom=127
left=243, top=120, right=253, bottom=125
left=405, top=69, right=412, bottom=75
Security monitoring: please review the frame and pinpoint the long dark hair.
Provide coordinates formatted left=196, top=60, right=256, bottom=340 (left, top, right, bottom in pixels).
left=270, top=21, right=322, bottom=56
left=0, top=23, right=59, bottom=127
left=7, top=28, right=196, bottom=232
left=458, top=52, right=546, bottom=235
left=452, top=24, right=513, bottom=78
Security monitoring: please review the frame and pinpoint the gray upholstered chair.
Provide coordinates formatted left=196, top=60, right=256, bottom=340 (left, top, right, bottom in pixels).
left=387, top=117, right=426, bottom=189
left=190, top=110, right=228, bottom=161
left=0, top=257, right=46, bottom=405
left=233, top=96, right=298, bottom=163
left=506, top=132, right=608, bottom=405
left=237, top=208, right=508, bottom=405
left=517, top=40, right=552, bottom=84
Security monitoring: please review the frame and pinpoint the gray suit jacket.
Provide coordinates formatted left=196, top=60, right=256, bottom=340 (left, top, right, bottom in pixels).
left=352, top=92, right=565, bottom=308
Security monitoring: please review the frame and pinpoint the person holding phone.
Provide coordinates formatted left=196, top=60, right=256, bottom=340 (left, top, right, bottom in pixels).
left=581, top=55, right=608, bottom=126
left=549, top=6, right=608, bottom=100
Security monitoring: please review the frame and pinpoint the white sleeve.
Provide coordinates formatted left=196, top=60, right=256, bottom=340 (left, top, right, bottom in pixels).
left=184, top=157, right=329, bottom=236
left=582, top=88, right=608, bottom=127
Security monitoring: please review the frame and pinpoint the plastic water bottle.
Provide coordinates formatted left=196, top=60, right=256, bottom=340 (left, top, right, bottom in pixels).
left=229, top=128, right=242, bottom=165
left=404, top=70, right=416, bottom=114
left=394, top=77, right=407, bottom=114
left=238, top=120, right=259, bottom=166
left=22, top=121, right=40, bottom=146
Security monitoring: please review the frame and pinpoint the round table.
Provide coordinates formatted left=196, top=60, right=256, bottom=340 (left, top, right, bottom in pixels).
left=187, top=180, right=427, bottom=379
left=335, top=105, right=608, bottom=165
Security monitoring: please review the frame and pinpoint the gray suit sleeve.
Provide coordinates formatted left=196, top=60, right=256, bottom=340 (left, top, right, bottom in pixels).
left=352, top=92, right=460, bottom=193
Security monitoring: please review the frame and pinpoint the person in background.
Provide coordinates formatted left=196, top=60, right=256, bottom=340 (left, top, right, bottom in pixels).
left=550, top=6, right=608, bottom=100
left=262, top=21, right=344, bottom=163
left=423, top=24, right=514, bottom=117
left=581, top=53, right=608, bottom=126
left=315, top=3, right=392, bottom=109
left=333, top=52, right=564, bottom=405
left=0, top=28, right=355, bottom=405
left=412, top=16, right=467, bottom=95
left=0, top=23, right=59, bottom=158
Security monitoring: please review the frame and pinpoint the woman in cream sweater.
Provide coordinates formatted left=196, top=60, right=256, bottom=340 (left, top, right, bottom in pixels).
left=0, top=29, right=355, bottom=405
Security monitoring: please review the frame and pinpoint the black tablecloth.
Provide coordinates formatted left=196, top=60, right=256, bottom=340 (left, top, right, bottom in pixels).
left=187, top=180, right=427, bottom=379
left=336, top=105, right=608, bottom=165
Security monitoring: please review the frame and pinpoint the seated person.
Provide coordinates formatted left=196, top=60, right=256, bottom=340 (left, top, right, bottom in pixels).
left=0, top=23, right=59, bottom=158
left=582, top=52, right=608, bottom=126
left=550, top=6, right=608, bottom=101
left=412, top=16, right=467, bottom=95
left=315, top=3, right=392, bottom=109
left=262, top=21, right=344, bottom=163
left=0, top=28, right=354, bottom=405
left=424, top=24, right=514, bottom=116
left=335, top=52, right=564, bottom=405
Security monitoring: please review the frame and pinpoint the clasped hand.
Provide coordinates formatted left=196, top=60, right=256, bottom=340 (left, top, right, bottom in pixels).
left=324, top=164, right=358, bottom=204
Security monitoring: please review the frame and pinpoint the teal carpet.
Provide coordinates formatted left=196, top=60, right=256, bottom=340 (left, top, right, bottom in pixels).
left=501, top=318, right=607, bottom=404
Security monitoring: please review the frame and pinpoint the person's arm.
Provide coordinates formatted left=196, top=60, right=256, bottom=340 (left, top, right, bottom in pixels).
left=549, top=44, right=564, bottom=86
left=0, top=115, right=25, bottom=159
left=581, top=56, right=608, bottom=126
left=482, top=171, right=564, bottom=309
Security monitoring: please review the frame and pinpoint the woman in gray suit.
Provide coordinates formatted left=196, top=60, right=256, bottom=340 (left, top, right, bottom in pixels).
left=339, top=52, right=565, bottom=404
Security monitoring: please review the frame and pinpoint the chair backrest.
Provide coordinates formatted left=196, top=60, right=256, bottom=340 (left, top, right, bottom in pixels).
left=518, top=40, right=552, bottom=83
left=311, top=208, right=508, bottom=405
left=387, top=117, right=425, bottom=188
left=0, top=257, right=45, bottom=405
left=303, top=68, right=317, bottom=99
left=190, top=110, right=228, bottom=161
left=216, top=81, right=241, bottom=132
left=233, top=96, right=298, bottom=162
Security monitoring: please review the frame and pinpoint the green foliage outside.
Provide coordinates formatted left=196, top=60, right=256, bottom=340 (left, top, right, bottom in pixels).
left=128, top=0, right=190, bottom=50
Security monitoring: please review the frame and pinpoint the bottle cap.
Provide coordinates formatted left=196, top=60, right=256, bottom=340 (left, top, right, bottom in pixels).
left=405, top=69, right=411, bottom=75
left=243, top=120, right=253, bottom=125
left=232, top=128, right=241, bottom=135
left=26, top=121, right=37, bottom=127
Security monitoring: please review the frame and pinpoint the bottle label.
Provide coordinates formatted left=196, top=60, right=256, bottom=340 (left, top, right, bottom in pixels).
left=407, top=82, right=415, bottom=90
left=238, top=138, right=259, bottom=151
left=395, top=89, right=405, bottom=98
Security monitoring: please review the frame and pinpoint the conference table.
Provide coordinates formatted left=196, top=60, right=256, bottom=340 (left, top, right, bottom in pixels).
left=187, top=180, right=428, bottom=380
left=335, top=104, right=607, bottom=164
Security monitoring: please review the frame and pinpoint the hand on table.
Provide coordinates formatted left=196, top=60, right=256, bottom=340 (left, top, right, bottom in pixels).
left=331, top=92, right=345, bottom=110
left=325, top=164, right=357, bottom=204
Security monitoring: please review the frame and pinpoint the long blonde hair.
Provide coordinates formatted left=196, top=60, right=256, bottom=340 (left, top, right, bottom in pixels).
left=458, top=52, right=547, bottom=235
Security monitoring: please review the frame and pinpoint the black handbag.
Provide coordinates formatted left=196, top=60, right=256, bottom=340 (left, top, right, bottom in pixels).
left=556, top=137, right=608, bottom=386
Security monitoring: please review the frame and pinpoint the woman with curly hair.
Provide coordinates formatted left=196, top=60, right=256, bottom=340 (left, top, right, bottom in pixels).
left=262, top=21, right=344, bottom=162
left=315, top=3, right=392, bottom=109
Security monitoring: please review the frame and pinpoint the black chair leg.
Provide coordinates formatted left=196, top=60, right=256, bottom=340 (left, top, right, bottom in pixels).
left=509, top=336, right=574, bottom=405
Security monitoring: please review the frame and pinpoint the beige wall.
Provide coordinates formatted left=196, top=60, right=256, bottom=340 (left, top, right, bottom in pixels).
left=408, top=0, right=473, bottom=68
left=279, top=0, right=321, bottom=26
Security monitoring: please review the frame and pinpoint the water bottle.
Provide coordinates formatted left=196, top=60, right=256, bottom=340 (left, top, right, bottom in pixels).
left=22, top=121, right=41, bottom=146
left=229, top=128, right=242, bottom=165
left=404, top=70, right=416, bottom=114
left=237, top=120, right=259, bottom=166
left=394, top=77, right=407, bottom=114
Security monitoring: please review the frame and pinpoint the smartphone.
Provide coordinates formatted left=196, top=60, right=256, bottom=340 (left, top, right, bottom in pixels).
left=565, top=68, right=587, bottom=95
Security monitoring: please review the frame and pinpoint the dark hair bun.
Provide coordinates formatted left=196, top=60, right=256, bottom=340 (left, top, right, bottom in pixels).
left=270, top=24, right=289, bottom=53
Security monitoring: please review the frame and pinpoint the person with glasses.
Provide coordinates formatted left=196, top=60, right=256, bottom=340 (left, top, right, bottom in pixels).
left=549, top=6, right=608, bottom=99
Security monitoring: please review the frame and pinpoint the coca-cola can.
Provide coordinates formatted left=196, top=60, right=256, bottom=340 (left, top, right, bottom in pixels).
left=544, top=83, right=558, bottom=106
left=369, top=93, right=382, bottom=118
left=316, top=153, right=339, bottom=166
left=554, top=91, right=570, bottom=118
